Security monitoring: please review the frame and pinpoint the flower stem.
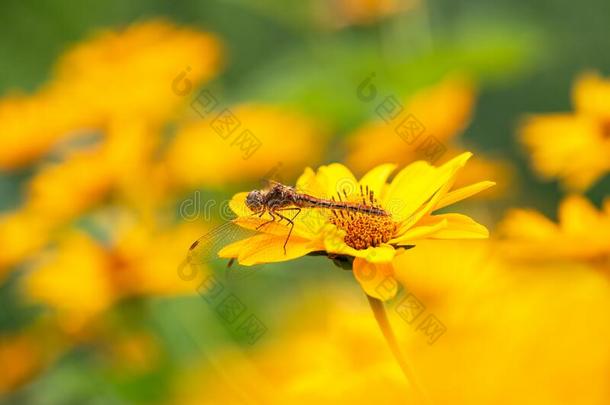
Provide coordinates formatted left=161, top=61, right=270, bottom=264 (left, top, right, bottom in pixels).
left=366, top=294, right=431, bottom=404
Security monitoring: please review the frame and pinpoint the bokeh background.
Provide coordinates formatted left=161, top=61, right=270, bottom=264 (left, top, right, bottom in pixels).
left=1, top=0, right=609, bottom=404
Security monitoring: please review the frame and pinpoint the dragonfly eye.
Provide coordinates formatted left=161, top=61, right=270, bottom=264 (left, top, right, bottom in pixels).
left=245, top=190, right=264, bottom=212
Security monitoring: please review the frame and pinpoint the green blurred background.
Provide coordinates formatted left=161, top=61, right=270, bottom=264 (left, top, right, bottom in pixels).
left=2, top=0, right=610, bottom=212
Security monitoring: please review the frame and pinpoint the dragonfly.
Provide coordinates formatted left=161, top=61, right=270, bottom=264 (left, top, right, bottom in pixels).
left=181, top=180, right=389, bottom=281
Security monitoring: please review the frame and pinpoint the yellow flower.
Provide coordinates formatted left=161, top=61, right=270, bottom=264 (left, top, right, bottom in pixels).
left=520, top=72, right=610, bottom=191
left=219, top=152, right=493, bottom=300
left=165, top=104, right=326, bottom=188
left=499, top=194, right=610, bottom=266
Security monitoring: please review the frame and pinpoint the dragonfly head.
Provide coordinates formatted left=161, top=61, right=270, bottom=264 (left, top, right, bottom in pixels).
left=245, top=190, right=265, bottom=213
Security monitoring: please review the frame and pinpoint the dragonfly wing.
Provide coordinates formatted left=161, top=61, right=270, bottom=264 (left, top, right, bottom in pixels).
left=179, top=220, right=274, bottom=283
left=178, top=221, right=241, bottom=281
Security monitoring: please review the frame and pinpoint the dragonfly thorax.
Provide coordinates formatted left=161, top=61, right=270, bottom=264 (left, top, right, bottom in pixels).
left=246, top=183, right=298, bottom=213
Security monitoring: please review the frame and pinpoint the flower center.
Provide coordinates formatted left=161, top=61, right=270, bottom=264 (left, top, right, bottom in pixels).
left=329, top=187, right=396, bottom=250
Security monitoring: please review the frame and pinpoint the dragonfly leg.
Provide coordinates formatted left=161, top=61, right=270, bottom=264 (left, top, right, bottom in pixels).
left=256, top=211, right=277, bottom=231
left=274, top=208, right=301, bottom=254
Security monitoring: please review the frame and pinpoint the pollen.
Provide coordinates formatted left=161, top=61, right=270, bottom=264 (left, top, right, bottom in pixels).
left=329, top=186, right=397, bottom=250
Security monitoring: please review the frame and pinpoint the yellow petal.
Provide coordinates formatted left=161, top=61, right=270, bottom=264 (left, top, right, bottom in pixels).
left=232, top=210, right=320, bottom=240
left=229, top=192, right=252, bottom=217
left=390, top=219, right=448, bottom=245
left=317, top=163, right=359, bottom=199
left=358, top=163, right=397, bottom=199
left=435, top=181, right=496, bottom=210
left=295, top=166, right=326, bottom=197
left=395, top=153, right=473, bottom=234
left=419, top=213, right=489, bottom=239
left=383, top=161, right=435, bottom=219
left=397, top=166, right=457, bottom=233
left=351, top=244, right=396, bottom=263
left=353, top=259, right=398, bottom=301
left=218, top=233, right=318, bottom=266
left=383, top=152, right=472, bottom=222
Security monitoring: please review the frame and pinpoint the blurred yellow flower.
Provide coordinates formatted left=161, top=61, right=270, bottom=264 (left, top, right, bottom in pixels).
left=0, top=334, right=43, bottom=394
left=105, top=332, right=160, bottom=373
left=327, top=0, right=420, bottom=27
left=0, top=119, right=160, bottom=274
left=0, top=89, right=99, bottom=169
left=173, top=295, right=410, bottom=404
left=25, top=118, right=156, bottom=224
left=392, top=239, right=610, bottom=405
left=52, top=19, right=223, bottom=123
left=499, top=194, right=610, bottom=266
left=392, top=239, right=496, bottom=303
left=24, top=218, right=208, bottom=333
left=166, top=104, right=326, bottom=188
left=520, top=72, right=610, bottom=190
left=218, top=152, right=493, bottom=300
left=346, top=76, right=513, bottom=199
left=110, top=219, right=209, bottom=297
left=346, top=75, right=476, bottom=172
left=25, top=232, right=116, bottom=333
left=0, top=211, right=52, bottom=277
left=0, top=19, right=223, bottom=169
left=26, top=148, right=115, bottom=224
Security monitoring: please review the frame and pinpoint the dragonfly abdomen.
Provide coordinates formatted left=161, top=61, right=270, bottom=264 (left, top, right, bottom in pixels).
left=295, top=193, right=389, bottom=216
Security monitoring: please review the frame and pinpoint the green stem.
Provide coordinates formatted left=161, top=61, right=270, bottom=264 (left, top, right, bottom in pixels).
left=366, top=294, right=431, bottom=404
